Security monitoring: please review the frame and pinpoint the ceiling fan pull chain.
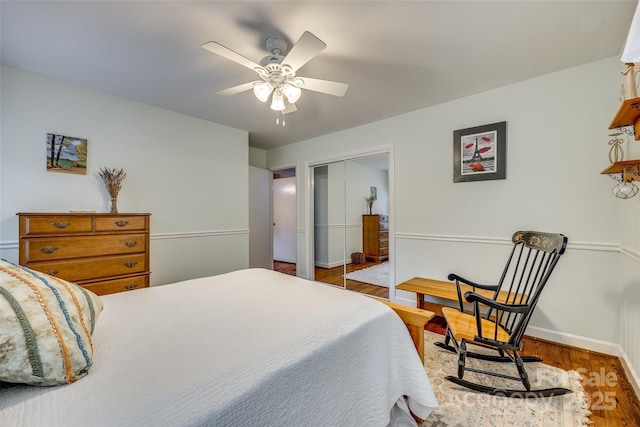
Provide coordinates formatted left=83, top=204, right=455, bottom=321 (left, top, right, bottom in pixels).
left=275, top=111, right=286, bottom=126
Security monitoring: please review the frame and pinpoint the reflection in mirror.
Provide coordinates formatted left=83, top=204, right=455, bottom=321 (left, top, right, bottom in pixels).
left=313, top=162, right=346, bottom=289
left=344, top=155, right=389, bottom=298
left=311, top=154, right=390, bottom=298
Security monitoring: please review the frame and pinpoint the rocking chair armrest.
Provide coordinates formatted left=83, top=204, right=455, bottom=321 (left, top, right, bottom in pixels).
left=463, top=292, right=530, bottom=314
left=448, top=273, right=500, bottom=313
left=447, top=273, right=499, bottom=291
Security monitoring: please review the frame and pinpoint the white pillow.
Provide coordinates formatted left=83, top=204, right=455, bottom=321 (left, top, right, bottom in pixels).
left=0, top=259, right=103, bottom=386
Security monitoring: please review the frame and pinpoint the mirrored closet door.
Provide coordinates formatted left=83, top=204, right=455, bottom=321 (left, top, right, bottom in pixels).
left=312, top=154, right=390, bottom=298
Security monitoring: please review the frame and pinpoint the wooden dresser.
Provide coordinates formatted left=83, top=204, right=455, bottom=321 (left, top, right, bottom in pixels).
left=18, top=212, right=150, bottom=296
left=362, top=214, right=389, bottom=263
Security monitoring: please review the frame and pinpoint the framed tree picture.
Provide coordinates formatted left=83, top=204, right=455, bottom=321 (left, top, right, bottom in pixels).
left=46, top=133, right=87, bottom=175
left=453, top=121, right=506, bottom=183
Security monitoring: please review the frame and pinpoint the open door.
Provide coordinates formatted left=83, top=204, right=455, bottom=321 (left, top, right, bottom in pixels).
left=272, top=168, right=297, bottom=274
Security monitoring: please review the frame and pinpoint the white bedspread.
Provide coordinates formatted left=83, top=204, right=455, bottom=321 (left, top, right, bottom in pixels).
left=0, top=268, right=437, bottom=426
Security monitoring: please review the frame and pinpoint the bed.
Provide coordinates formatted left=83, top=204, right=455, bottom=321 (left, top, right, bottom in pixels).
left=0, top=267, right=438, bottom=426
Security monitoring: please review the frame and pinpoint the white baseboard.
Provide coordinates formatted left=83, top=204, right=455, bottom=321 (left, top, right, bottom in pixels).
left=619, top=348, right=640, bottom=400
left=525, top=325, right=619, bottom=355
left=394, top=295, right=415, bottom=306
left=315, top=260, right=350, bottom=269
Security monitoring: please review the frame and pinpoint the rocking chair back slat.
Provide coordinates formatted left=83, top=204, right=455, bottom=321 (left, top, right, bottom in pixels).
left=483, top=231, right=567, bottom=343
left=508, top=232, right=566, bottom=345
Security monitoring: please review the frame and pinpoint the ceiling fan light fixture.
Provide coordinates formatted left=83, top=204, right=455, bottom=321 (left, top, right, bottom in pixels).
left=270, top=89, right=286, bottom=111
left=282, top=83, right=302, bottom=103
left=203, top=31, right=348, bottom=118
left=253, top=82, right=274, bottom=102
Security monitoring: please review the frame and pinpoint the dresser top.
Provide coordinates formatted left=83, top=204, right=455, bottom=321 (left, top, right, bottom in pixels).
left=17, top=212, right=150, bottom=216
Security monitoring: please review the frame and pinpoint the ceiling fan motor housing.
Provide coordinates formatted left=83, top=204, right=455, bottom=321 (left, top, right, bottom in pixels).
left=265, top=36, right=287, bottom=56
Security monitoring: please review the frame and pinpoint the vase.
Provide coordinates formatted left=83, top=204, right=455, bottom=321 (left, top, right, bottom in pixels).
left=110, top=196, right=118, bottom=214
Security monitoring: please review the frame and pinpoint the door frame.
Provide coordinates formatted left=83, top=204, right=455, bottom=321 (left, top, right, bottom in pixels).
left=305, top=144, right=395, bottom=300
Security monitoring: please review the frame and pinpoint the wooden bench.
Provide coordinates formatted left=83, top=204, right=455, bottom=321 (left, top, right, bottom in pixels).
left=380, top=300, right=434, bottom=363
left=396, top=277, right=522, bottom=317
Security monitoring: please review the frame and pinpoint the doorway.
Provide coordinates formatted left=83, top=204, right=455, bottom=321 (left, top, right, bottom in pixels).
left=311, top=153, right=390, bottom=298
left=272, top=168, right=297, bottom=276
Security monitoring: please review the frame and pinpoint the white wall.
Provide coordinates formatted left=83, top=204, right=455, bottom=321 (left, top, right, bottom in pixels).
left=249, top=166, right=272, bottom=269
left=267, top=56, right=640, bottom=372
left=249, top=147, right=267, bottom=169
left=0, top=66, right=249, bottom=285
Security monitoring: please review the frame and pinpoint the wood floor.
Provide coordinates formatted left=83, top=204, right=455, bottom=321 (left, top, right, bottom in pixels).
left=274, top=260, right=389, bottom=298
left=274, top=261, right=640, bottom=426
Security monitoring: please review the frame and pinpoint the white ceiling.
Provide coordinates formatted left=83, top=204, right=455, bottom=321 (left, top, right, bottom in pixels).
left=1, top=1, right=636, bottom=150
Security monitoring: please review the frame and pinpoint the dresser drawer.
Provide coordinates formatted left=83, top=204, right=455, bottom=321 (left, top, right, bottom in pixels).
left=378, top=215, right=389, bottom=223
left=24, top=234, right=146, bottom=262
left=379, top=247, right=389, bottom=256
left=379, top=231, right=389, bottom=239
left=81, top=274, right=149, bottom=296
left=20, top=215, right=93, bottom=235
left=379, top=239, right=389, bottom=249
left=95, top=216, right=147, bottom=231
left=27, top=254, right=147, bottom=282
left=379, top=222, right=389, bottom=231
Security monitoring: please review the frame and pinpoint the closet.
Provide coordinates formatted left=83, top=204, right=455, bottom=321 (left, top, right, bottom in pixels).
left=311, top=154, right=390, bottom=296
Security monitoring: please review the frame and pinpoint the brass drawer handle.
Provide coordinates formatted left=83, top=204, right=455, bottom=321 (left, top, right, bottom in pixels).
left=124, top=241, right=138, bottom=248
left=44, top=270, right=59, bottom=276
left=52, top=221, right=70, bottom=229
left=124, top=261, right=138, bottom=268
left=39, top=246, right=58, bottom=254
left=124, top=283, right=138, bottom=290
left=114, top=220, right=129, bottom=227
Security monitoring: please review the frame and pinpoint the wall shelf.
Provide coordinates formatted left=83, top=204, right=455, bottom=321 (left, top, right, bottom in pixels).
left=601, top=160, right=640, bottom=181
left=609, top=97, right=640, bottom=140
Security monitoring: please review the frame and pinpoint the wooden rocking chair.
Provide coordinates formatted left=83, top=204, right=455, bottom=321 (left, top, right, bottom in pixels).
left=436, top=230, right=569, bottom=398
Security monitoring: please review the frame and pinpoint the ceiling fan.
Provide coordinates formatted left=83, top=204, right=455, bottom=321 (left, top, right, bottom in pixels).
left=202, top=31, right=349, bottom=114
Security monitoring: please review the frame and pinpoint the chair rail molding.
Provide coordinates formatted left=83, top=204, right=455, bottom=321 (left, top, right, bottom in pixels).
left=0, top=229, right=250, bottom=249
left=151, top=229, right=250, bottom=240
left=0, top=241, right=18, bottom=251
left=395, top=232, right=624, bottom=254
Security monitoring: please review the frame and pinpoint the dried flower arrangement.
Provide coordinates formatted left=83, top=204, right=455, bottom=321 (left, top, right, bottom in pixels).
left=366, top=196, right=375, bottom=215
left=98, top=167, right=126, bottom=213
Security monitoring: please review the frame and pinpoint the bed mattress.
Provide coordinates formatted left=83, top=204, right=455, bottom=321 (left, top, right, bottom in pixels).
left=0, top=268, right=437, bottom=426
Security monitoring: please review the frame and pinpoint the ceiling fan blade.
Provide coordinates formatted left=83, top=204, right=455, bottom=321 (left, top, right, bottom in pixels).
left=283, top=102, right=297, bottom=115
left=295, top=77, right=349, bottom=97
left=215, top=81, right=258, bottom=96
left=282, top=31, right=326, bottom=72
left=202, top=41, right=263, bottom=72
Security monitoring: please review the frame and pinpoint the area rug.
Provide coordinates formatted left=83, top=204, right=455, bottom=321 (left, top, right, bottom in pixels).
left=422, top=331, right=592, bottom=426
left=345, top=262, right=389, bottom=287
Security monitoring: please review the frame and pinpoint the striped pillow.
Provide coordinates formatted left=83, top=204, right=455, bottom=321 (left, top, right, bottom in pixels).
left=0, top=259, right=103, bottom=386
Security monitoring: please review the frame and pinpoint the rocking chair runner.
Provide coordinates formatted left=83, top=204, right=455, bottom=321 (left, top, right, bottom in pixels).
left=436, top=230, right=569, bottom=398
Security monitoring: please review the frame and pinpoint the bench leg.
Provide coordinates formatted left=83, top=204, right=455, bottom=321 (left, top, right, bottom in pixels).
left=416, top=293, right=425, bottom=310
